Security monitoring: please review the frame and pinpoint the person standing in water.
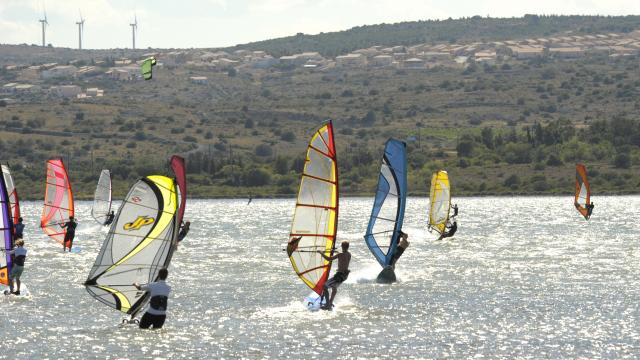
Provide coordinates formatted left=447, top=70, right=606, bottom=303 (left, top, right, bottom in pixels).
left=451, top=204, right=459, bottom=218
left=391, top=231, right=410, bottom=267
left=586, top=202, right=595, bottom=219
left=14, top=217, right=24, bottom=240
left=104, top=211, right=115, bottom=226
left=5, top=239, right=26, bottom=295
left=177, top=221, right=190, bottom=242
left=60, top=216, right=77, bottom=252
left=133, top=268, right=171, bottom=329
left=317, top=241, right=351, bottom=310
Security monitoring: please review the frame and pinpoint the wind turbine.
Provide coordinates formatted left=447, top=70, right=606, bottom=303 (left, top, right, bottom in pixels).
left=39, top=10, right=48, bottom=47
left=76, top=10, right=85, bottom=50
left=129, top=14, right=138, bottom=49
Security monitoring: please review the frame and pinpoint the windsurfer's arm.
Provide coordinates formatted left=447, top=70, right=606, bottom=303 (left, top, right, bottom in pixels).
left=133, top=283, right=150, bottom=291
left=317, top=251, right=339, bottom=261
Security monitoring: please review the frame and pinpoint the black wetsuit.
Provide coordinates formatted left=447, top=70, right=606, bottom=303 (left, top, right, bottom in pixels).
left=62, top=220, right=77, bottom=248
left=104, top=213, right=115, bottom=226
left=442, top=223, right=458, bottom=239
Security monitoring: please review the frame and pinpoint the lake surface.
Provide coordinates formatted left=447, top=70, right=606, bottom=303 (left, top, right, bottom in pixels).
left=2, top=196, right=640, bottom=359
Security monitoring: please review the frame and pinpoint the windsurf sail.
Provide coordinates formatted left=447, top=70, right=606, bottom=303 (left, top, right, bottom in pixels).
left=364, top=139, right=407, bottom=267
left=0, top=173, right=14, bottom=286
left=141, top=57, right=157, bottom=80
left=40, top=159, right=74, bottom=244
left=170, top=156, right=187, bottom=224
left=429, top=170, right=451, bottom=235
left=92, top=169, right=112, bottom=225
left=1, top=164, right=20, bottom=226
left=287, top=121, right=339, bottom=295
left=85, top=175, right=179, bottom=317
left=575, top=163, right=590, bottom=219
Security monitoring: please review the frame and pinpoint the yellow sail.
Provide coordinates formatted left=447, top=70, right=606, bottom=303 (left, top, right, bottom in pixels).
left=429, top=170, right=451, bottom=234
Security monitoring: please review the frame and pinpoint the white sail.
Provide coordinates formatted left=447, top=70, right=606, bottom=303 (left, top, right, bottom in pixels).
left=92, top=170, right=112, bottom=224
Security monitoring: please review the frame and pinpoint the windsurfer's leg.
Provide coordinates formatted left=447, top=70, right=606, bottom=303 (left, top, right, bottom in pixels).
left=139, top=313, right=153, bottom=329
left=153, top=315, right=166, bottom=329
left=328, top=286, right=338, bottom=305
left=15, top=278, right=20, bottom=292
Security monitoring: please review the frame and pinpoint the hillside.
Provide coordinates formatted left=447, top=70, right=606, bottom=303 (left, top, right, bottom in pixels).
left=0, top=15, right=640, bottom=200
left=224, top=15, right=640, bottom=57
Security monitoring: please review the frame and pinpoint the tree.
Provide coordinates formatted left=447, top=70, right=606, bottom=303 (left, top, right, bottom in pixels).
left=456, top=135, right=474, bottom=157
left=614, top=153, right=631, bottom=169
left=481, top=127, right=494, bottom=149
left=244, top=168, right=271, bottom=186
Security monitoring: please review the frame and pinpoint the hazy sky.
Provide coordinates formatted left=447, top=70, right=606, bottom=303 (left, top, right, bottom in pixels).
left=1, top=0, right=639, bottom=49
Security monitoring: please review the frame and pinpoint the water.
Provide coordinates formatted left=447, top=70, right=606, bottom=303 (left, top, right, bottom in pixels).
left=3, top=196, right=640, bottom=359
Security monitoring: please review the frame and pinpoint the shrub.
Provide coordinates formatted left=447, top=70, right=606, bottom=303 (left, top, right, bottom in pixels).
left=614, top=153, right=631, bottom=169
left=503, top=174, right=520, bottom=189
left=280, top=131, right=296, bottom=142
left=255, top=144, right=273, bottom=157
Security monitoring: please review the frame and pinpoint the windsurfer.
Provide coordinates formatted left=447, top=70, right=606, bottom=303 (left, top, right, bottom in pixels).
left=438, top=221, right=458, bottom=240
left=133, top=268, right=171, bottom=329
left=104, top=211, right=115, bottom=226
left=5, top=239, right=26, bottom=295
left=177, top=221, right=190, bottom=242
left=60, top=216, right=77, bottom=252
left=391, top=231, right=409, bottom=267
left=451, top=204, right=459, bottom=218
left=14, top=217, right=24, bottom=239
left=317, top=241, right=351, bottom=310
left=586, top=202, right=594, bottom=219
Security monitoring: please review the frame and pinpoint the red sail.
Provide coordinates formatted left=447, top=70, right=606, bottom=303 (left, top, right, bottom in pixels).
left=170, top=155, right=187, bottom=224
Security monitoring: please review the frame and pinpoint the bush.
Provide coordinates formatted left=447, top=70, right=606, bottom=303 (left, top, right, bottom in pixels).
left=503, top=174, right=520, bottom=189
left=183, top=136, right=197, bottom=143
left=456, top=135, right=474, bottom=157
left=255, top=144, right=273, bottom=157
left=244, top=168, right=271, bottom=186
left=280, top=131, right=296, bottom=142
left=614, top=153, right=631, bottom=169
left=244, top=118, right=254, bottom=129
left=546, top=153, right=563, bottom=166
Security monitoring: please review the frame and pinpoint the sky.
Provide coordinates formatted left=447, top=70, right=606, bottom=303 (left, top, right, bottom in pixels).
left=0, top=0, right=639, bottom=49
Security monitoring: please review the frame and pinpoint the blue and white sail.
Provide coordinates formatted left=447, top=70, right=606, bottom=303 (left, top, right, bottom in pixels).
left=364, top=139, right=407, bottom=267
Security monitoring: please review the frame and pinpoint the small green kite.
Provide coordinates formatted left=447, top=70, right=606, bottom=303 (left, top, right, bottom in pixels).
left=141, top=57, right=157, bottom=80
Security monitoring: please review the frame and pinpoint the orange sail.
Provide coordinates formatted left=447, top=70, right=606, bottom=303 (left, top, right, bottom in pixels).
left=41, top=159, right=74, bottom=244
left=574, top=164, right=590, bottom=220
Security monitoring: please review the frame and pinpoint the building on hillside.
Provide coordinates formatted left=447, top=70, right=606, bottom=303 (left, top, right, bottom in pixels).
left=335, top=53, right=366, bottom=67
left=2, top=83, right=18, bottom=93
left=50, top=85, right=81, bottom=98
left=190, top=76, right=208, bottom=84
left=41, top=65, right=78, bottom=79
left=215, top=58, right=240, bottom=68
left=251, top=56, right=279, bottom=69
left=509, top=46, right=545, bottom=59
left=370, top=55, right=394, bottom=67
left=474, top=50, right=497, bottom=64
left=403, top=58, right=425, bottom=69
left=548, top=47, right=584, bottom=58
left=14, top=84, right=41, bottom=93
left=105, top=66, right=139, bottom=81
left=85, top=88, right=104, bottom=97
left=76, top=66, right=101, bottom=77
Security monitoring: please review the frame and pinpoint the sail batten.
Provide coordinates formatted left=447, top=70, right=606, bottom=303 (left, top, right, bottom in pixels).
left=85, top=175, right=179, bottom=316
left=40, top=159, right=74, bottom=244
left=364, top=139, right=407, bottom=267
left=287, top=121, right=339, bottom=295
left=429, top=170, right=451, bottom=235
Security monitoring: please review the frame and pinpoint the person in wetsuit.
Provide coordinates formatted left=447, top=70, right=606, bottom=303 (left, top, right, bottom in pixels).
left=134, top=268, right=171, bottom=329
left=317, top=241, right=351, bottom=310
left=6, top=239, right=27, bottom=295
left=391, top=231, right=410, bottom=267
left=586, top=202, right=595, bottom=219
left=104, top=211, right=115, bottom=226
left=177, top=221, right=190, bottom=242
left=14, top=217, right=24, bottom=240
left=438, top=221, right=458, bottom=240
left=60, top=216, right=77, bottom=252
left=451, top=204, right=459, bottom=218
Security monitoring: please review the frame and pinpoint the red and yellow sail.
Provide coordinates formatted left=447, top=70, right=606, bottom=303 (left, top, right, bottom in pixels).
left=287, top=121, right=339, bottom=295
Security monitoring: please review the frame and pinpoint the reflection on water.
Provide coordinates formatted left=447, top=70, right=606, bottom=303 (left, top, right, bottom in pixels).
left=3, top=196, right=640, bottom=358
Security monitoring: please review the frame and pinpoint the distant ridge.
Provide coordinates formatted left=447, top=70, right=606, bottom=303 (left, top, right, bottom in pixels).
left=223, top=15, right=640, bottom=57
